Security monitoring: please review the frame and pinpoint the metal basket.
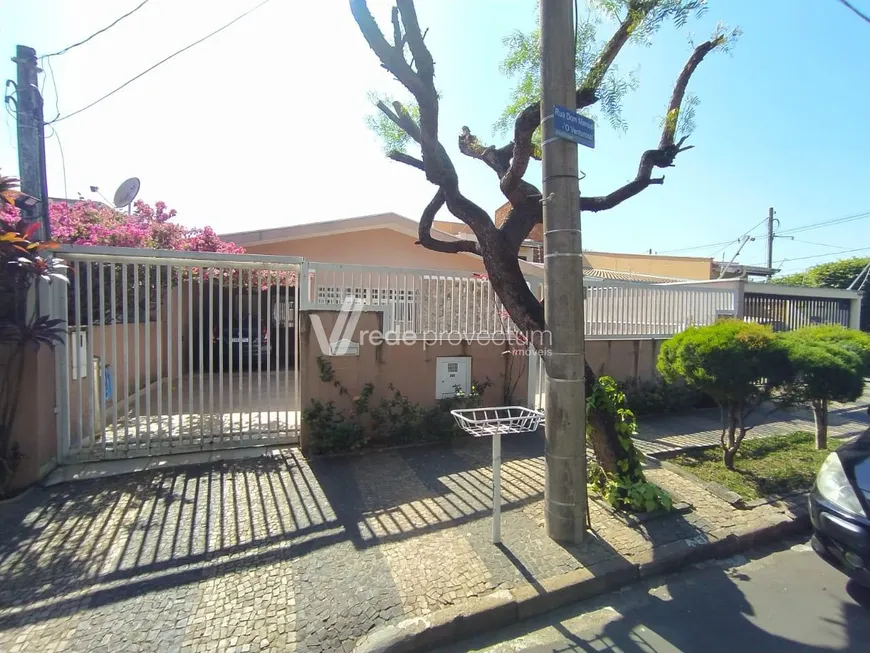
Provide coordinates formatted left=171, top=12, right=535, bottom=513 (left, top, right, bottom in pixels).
left=450, top=406, right=544, bottom=438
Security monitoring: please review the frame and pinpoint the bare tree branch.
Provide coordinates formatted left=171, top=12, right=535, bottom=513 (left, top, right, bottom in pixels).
left=350, top=0, right=425, bottom=97
left=417, top=190, right=480, bottom=254
left=498, top=2, right=653, bottom=203
left=581, top=37, right=722, bottom=212
left=396, top=0, right=434, bottom=84
left=660, top=36, right=724, bottom=148
left=388, top=151, right=425, bottom=170
left=457, top=127, right=510, bottom=176
left=391, top=6, right=404, bottom=49
left=354, top=0, right=496, bottom=241
left=581, top=1, right=657, bottom=93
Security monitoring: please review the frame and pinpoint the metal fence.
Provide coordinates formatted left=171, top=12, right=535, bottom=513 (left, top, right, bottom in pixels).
left=303, top=262, right=739, bottom=340
left=56, top=246, right=302, bottom=462
left=743, top=292, right=851, bottom=331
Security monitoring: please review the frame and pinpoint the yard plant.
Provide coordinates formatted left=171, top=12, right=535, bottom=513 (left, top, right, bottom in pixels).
left=657, top=320, right=791, bottom=469
left=0, top=173, right=67, bottom=496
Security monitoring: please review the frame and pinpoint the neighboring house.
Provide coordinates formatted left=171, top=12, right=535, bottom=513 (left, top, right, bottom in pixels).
left=490, top=201, right=778, bottom=280
left=221, top=210, right=723, bottom=284
left=219, top=212, right=545, bottom=279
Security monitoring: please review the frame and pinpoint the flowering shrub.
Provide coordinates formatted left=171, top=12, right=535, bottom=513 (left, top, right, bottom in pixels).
left=52, top=199, right=245, bottom=253
left=2, top=199, right=244, bottom=253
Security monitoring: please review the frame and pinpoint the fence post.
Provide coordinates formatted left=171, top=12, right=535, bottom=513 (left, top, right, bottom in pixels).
left=734, top=279, right=746, bottom=320
left=850, top=294, right=863, bottom=330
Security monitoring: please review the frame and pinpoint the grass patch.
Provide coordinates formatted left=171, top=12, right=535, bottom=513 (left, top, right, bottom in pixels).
left=670, top=431, right=830, bottom=500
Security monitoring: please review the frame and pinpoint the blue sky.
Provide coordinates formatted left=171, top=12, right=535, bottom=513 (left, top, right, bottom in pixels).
left=2, top=0, right=868, bottom=274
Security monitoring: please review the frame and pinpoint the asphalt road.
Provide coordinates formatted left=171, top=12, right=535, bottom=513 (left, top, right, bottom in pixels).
left=439, top=539, right=870, bottom=652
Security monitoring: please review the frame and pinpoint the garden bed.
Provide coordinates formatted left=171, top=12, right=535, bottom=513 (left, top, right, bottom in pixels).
left=668, top=432, right=829, bottom=501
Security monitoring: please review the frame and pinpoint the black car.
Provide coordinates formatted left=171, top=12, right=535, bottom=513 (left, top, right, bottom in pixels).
left=211, top=316, right=271, bottom=370
left=809, top=428, right=870, bottom=586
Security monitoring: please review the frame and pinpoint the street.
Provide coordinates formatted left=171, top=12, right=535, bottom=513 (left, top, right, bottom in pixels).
left=439, top=539, right=870, bottom=652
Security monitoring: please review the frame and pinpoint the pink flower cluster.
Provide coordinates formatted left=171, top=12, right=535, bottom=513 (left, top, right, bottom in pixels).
left=49, top=199, right=245, bottom=253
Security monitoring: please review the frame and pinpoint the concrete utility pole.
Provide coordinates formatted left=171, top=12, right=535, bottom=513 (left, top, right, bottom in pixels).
left=540, top=0, right=586, bottom=543
left=766, top=207, right=775, bottom=270
left=12, top=45, right=50, bottom=240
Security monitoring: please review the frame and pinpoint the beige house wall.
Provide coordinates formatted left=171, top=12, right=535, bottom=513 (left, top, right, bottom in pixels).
left=244, top=228, right=489, bottom=273
left=4, top=345, right=57, bottom=492
left=584, top=339, right=664, bottom=382
left=67, top=321, right=166, bottom=442
left=298, top=310, right=529, bottom=453
left=583, top=252, right=713, bottom=280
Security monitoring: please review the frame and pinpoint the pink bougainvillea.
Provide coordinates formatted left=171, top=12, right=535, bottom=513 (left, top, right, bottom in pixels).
left=49, top=199, right=245, bottom=253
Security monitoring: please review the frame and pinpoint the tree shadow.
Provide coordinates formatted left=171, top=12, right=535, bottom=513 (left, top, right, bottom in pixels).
left=446, top=538, right=870, bottom=652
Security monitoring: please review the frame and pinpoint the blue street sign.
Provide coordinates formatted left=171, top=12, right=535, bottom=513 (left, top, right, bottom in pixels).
left=552, top=105, right=595, bottom=148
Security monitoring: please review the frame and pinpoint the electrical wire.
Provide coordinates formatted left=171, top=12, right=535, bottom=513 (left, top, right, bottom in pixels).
left=45, top=125, right=69, bottom=201
left=658, top=238, right=735, bottom=254
left=778, top=246, right=870, bottom=264
left=659, top=215, right=768, bottom=255
left=43, top=0, right=152, bottom=59
left=50, top=0, right=274, bottom=124
left=837, top=0, right=870, bottom=25
left=44, top=56, right=61, bottom=123
left=785, top=238, right=855, bottom=250
left=776, top=210, right=870, bottom=236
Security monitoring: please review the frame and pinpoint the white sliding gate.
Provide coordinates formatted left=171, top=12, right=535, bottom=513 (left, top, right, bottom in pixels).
left=56, top=246, right=302, bottom=462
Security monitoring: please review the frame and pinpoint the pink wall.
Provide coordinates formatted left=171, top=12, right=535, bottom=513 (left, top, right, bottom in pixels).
left=4, top=345, right=57, bottom=492
left=245, top=228, right=489, bottom=272
left=298, top=310, right=528, bottom=453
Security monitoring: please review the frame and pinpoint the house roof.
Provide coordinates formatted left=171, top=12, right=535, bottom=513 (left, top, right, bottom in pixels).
left=524, top=260, right=692, bottom=284
left=219, top=212, right=545, bottom=277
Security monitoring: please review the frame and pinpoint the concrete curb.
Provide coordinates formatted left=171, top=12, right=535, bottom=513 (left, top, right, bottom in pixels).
left=353, top=512, right=811, bottom=653
left=651, top=457, right=743, bottom=506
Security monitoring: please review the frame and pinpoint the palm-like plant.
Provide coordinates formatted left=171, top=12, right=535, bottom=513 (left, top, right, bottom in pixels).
left=0, top=170, right=67, bottom=497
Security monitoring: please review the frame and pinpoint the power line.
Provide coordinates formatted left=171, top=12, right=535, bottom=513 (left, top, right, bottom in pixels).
left=658, top=238, right=735, bottom=255
left=44, top=56, right=61, bottom=123
left=837, top=0, right=870, bottom=25
left=778, top=246, right=870, bottom=264
left=659, top=215, right=768, bottom=255
left=776, top=210, right=870, bottom=236
left=43, top=1, right=152, bottom=59
left=50, top=0, right=274, bottom=125
left=45, top=125, right=68, bottom=201
left=786, top=238, right=855, bottom=250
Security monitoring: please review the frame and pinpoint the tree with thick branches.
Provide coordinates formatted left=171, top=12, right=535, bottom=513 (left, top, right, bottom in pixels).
left=350, top=0, right=739, bottom=488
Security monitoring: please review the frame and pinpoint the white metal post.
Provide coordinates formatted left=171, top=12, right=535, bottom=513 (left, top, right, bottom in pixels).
left=492, top=430, right=502, bottom=544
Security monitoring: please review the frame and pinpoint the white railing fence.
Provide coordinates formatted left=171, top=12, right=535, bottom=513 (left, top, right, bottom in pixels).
left=585, top=284, right=736, bottom=338
left=302, top=263, right=520, bottom=337
left=302, top=262, right=737, bottom=340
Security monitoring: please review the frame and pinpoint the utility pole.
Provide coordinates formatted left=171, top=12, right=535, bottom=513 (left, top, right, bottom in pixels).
left=766, top=207, right=775, bottom=270
left=12, top=45, right=50, bottom=240
left=540, top=0, right=586, bottom=543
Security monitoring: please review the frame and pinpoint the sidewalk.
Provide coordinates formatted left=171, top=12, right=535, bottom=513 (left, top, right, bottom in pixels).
left=632, top=389, right=869, bottom=456
left=0, top=425, right=821, bottom=653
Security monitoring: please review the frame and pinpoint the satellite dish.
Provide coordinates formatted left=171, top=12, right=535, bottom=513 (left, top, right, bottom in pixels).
left=113, top=177, right=141, bottom=209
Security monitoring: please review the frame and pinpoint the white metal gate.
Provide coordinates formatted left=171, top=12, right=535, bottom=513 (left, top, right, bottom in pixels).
left=56, top=246, right=302, bottom=462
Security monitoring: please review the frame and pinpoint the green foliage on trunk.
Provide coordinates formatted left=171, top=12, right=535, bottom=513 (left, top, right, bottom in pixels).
left=587, top=376, right=672, bottom=513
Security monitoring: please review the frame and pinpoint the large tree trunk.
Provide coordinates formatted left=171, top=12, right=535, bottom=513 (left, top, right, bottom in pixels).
left=479, top=246, right=641, bottom=480
left=812, top=398, right=828, bottom=450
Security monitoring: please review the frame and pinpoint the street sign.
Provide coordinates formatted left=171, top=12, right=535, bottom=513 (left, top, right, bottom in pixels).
left=553, top=105, right=595, bottom=148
